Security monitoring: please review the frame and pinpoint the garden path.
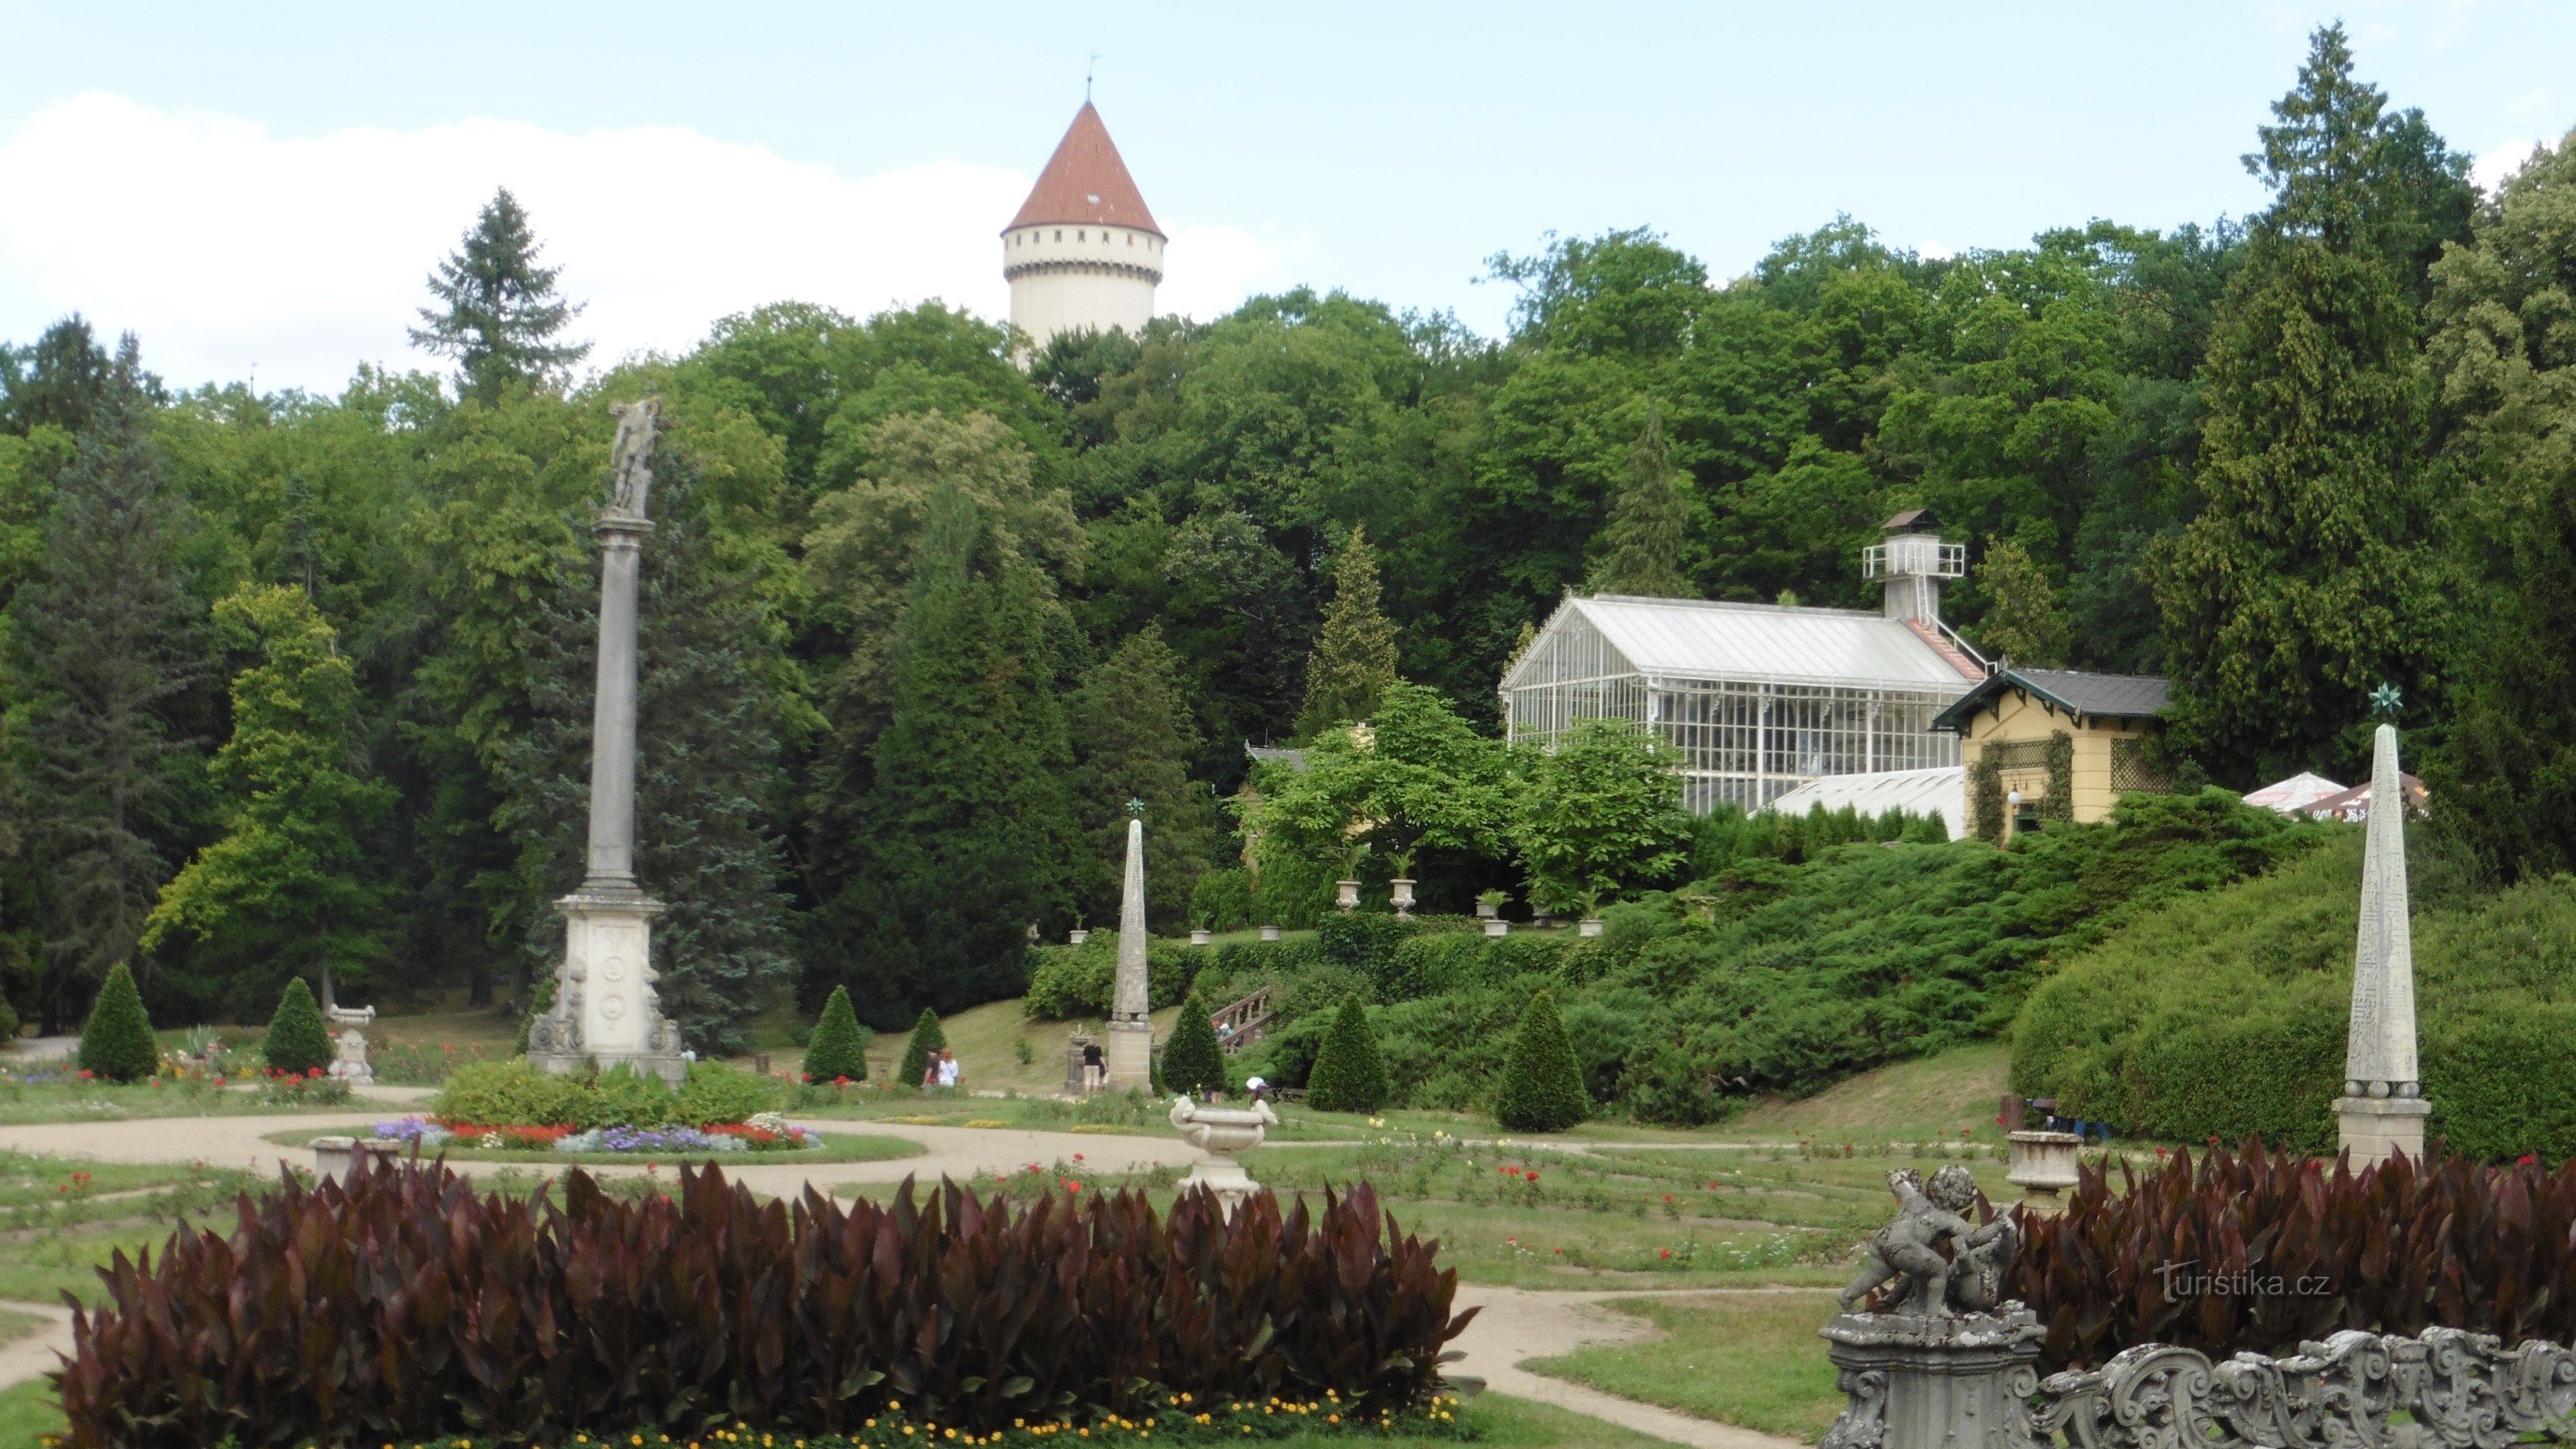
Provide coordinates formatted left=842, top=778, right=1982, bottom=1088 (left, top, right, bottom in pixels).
left=1450, top=1285, right=1806, bottom=1449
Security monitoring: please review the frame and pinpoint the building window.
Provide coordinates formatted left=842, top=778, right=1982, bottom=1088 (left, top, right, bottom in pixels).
left=1054, top=230, right=1062, bottom=242
left=1077, top=230, right=1086, bottom=241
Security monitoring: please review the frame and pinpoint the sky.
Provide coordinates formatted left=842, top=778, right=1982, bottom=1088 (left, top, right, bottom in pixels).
left=1, top=2, right=2570, bottom=393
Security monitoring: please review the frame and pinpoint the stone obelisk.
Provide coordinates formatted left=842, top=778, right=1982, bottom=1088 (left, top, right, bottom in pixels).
left=528, top=398, right=686, bottom=1085
left=2334, top=723, right=2428, bottom=1164
left=1105, top=800, right=1155, bottom=1089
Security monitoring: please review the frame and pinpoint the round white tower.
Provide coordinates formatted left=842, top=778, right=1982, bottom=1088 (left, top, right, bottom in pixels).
left=1002, top=103, right=1164, bottom=354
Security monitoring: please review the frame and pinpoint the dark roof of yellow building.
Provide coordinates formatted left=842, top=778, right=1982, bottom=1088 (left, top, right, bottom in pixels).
left=1932, top=667, right=2169, bottom=732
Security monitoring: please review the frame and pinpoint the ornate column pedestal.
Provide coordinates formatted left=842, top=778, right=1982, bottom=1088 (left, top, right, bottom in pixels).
left=1821, top=1307, right=2043, bottom=1449
left=2334, top=1092, right=2430, bottom=1165
left=535, top=886, right=683, bottom=1086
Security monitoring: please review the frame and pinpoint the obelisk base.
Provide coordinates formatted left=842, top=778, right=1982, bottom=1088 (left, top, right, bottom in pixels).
left=2335, top=1095, right=2430, bottom=1166
left=529, top=886, right=686, bottom=1087
left=1104, top=1016, right=1155, bottom=1091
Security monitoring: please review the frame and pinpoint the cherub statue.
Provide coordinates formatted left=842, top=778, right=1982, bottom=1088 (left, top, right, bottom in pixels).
left=605, top=398, right=660, bottom=519
left=1837, top=1165, right=2014, bottom=1316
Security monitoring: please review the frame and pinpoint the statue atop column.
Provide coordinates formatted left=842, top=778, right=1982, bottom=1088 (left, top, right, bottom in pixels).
left=528, top=398, right=686, bottom=1084
left=1104, top=798, right=1155, bottom=1089
left=2335, top=722, right=2429, bottom=1163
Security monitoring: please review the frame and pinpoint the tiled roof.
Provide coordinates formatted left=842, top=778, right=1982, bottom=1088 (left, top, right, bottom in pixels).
left=1005, top=104, right=1163, bottom=236
left=1931, top=667, right=2171, bottom=733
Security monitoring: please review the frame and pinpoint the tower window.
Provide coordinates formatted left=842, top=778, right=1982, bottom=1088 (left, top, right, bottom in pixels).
left=1054, top=230, right=1062, bottom=242
left=1077, top=229, right=1085, bottom=241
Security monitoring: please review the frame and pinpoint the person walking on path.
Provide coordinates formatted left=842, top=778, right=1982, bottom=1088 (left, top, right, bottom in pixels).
left=1081, top=1039, right=1105, bottom=1093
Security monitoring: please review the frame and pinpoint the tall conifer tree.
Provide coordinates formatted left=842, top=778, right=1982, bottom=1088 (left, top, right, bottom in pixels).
left=1587, top=405, right=1695, bottom=598
left=1295, top=525, right=1399, bottom=736
left=1069, top=625, right=1216, bottom=927
left=409, top=189, right=590, bottom=403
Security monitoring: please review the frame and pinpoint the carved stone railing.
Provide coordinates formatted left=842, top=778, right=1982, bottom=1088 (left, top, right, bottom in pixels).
left=2028, top=1328, right=2576, bottom=1449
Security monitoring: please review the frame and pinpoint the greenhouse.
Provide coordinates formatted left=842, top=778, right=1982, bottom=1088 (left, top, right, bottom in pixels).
left=1500, top=593, right=1984, bottom=814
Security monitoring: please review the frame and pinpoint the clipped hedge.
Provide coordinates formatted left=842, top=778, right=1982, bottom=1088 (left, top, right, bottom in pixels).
left=430, top=1060, right=779, bottom=1130
left=1022, top=940, right=1199, bottom=1021
left=59, top=1158, right=1472, bottom=1449
left=802, top=985, right=870, bottom=1082
left=2014, top=1138, right=2576, bottom=1373
left=1305, top=995, right=1389, bottom=1114
left=78, top=963, right=159, bottom=1084
left=262, top=977, right=333, bottom=1076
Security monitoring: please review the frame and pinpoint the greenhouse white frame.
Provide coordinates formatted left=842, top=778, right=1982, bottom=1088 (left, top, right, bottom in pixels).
left=1500, top=594, right=1982, bottom=814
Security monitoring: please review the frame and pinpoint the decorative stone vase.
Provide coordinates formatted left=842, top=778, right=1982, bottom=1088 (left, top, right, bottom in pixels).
left=2005, top=1130, right=2083, bottom=1208
left=1389, top=878, right=1417, bottom=919
left=1335, top=878, right=1360, bottom=911
left=1169, top=1095, right=1279, bottom=1220
left=311, top=1136, right=357, bottom=1186
left=1577, top=917, right=1605, bottom=938
left=1189, top=927, right=1215, bottom=945
left=1483, top=918, right=1509, bottom=939
left=1533, top=909, right=1557, bottom=928
left=1821, top=1307, right=2043, bottom=1449
left=1259, top=924, right=1282, bottom=942
left=1068, top=927, right=1091, bottom=945
left=325, top=1004, right=377, bottom=1087
left=1475, top=899, right=1498, bottom=919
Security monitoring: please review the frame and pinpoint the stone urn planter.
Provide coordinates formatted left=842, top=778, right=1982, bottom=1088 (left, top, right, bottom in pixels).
left=1068, top=927, right=1091, bottom=945
left=1259, top=924, right=1282, bottom=942
left=1577, top=917, right=1605, bottom=938
left=1189, top=927, right=1215, bottom=945
left=1533, top=909, right=1557, bottom=928
left=1169, top=1095, right=1279, bottom=1219
left=1483, top=918, right=1509, bottom=939
left=312, top=1136, right=357, bottom=1185
left=1335, top=878, right=1360, bottom=911
left=1389, top=878, right=1417, bottom=919
left=2006, top=1129, right=2084, bottom=1208
left=1475, top=898, right=1498, bottom=920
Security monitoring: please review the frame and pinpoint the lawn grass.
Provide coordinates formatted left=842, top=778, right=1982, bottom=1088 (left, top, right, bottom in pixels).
left=0, top=1153, right=252, bottom=1212
left=0, top=1077, right=423, bottom=1127
left=262, top=1127, right=927, bottom=1168
left=1523, top=1290, right=1846, bottom=1440
left=1731, top=1041, right=2012, bottom=1143
left=0, top=1379, right=62, bottom=1449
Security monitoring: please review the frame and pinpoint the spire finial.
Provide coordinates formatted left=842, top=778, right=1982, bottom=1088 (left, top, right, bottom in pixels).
left=1086, top=53, right=1099, bottom=103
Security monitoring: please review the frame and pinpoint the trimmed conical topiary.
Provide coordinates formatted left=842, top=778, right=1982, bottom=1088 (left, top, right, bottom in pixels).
left=898, top=1007, right=947, bottom=1089
left=1160, top=986, right=1226, bottom=1099
left=263, top=977, right=333, bottom=1076
left=803, top=985, right=870, bottom=1082
left=1304, top=992, right=1389, bottom=1114
left=78, top=962, right=159, bottom=1083
left=1495, top=990, right=1589, bottom=1132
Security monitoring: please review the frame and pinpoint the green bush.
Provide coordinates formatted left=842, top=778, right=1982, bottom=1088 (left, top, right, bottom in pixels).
left=898, top=1008, right=947, bottom=1088
left=0, top=990, right=21, bottom=1044
left=1316, top=913, right=1409, bottom=998
left=1494, top=990, right=1589, bottom=1132
left=431, top=1060, right=591, bottom=1128
left=1189, top=868, right=1256, bottom=933
left=1160, top=988, right=1226, bottom=1098
left=78, top=963, right=159, bottom=1083
left=262, top=977, right=333, bottom=1076
left=803, top=985, right=870, bottom=1082
left=1303, top=993, right=1389, bottom=1114
left=1020, top=942, right=1201, bottom=1021
left=674, top=1060, right=782, bottom=1126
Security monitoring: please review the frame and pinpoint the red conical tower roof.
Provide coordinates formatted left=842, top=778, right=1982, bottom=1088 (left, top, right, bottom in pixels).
left=1005, top=103, right=1163, bottom=238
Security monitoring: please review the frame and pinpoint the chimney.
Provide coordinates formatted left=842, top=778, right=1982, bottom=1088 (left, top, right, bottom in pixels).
left=1863, top=509, right=1964, bottom=624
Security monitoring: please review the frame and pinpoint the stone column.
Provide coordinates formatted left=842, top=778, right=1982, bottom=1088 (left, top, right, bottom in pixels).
left=1105, top=807, right=1155, bottom=1089
left=529, top=399, right=685, bottom=1086
left=1821, top=1308, right=2044, bottom=1449
left=2335, top=723, right=2429, bottom=1164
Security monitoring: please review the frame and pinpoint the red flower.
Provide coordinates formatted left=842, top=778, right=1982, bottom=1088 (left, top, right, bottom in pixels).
left=2520, top=1155, right=2539, bottom=1166
left=1659, top=1248, right=1673, bottom=1260
left=1662, top=1194, right=1674, bottom=1202
left=78, top=1070, right=93, bottom=1080
left=1524, top=1173, right=1540, bottom=1185
left=2207, top=1136, right=2219, bottom=1145
left=307, top=1066, right=324, bottom=1079
left=834, top=1075, right=851, bottom=1086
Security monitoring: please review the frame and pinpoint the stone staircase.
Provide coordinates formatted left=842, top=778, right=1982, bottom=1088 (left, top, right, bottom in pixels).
left=1211, top=986, right=1276, bottom=1054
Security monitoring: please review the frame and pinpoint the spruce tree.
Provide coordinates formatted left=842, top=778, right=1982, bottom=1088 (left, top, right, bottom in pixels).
left=409, top=188, right=589, bottom=402
left=898, top=1007, right=947, bottom=1089
left=1304, top=993, right=1389, bottom=1113
left=822, top=486, right=1079, bottom=1021
left=1974, top=540, right=2071, bottom=667
left=1069, top=626, right=1217, bottom=928
left=1494, top=990, right=1588, bottom=1132
left=2153, top=25, right=2452, bottom=780
left=76, top=961, right=159, bottom=1083
left=1587, top=404, right=1695, bottom=598
left=1160, top=986, right=1226, bottom=1099
left=1295, top=526, right=1399, bottom=736
left=142, top=585, right=392, bottom=1015
left=262, top=976, right=332, bottom=1076
left=8, top=341, right=201, bottom=1035
left=803, top=984, right=870, bottom=1082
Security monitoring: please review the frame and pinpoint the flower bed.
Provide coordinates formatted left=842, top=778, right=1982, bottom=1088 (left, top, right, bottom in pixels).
left=58, top=1159, right=1470, bottom=1449
left=375, top=1114, right=822, bottom=1155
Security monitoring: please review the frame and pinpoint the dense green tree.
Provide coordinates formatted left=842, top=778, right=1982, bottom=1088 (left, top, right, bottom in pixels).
left=1586, top=404, right=1696, bottom=597
left=1068, top=626, right=1218, bottom=927
left=142, top=585, right=392, bottom=1017
left=802, top=984, right=870, bottom=1082
left=409, top=188, right=589, bottom=403
left=897, top=1006, right=946, bottom=1089
left=1248, top=681, right=1506, bottom=904
left=1295, top=525, right=1399, bottom=735
left=1303, top=993, right=1389, bottom=1113
left=5, top=347, right=203, bottom=1033
left=0, top=315, right=120, bottom=437
left=1159, top=985, right=1226, bottom=1099
left=76, top=960, right=158, bottom=1082
left=261, top=974, right=332, bottom=1076
left=1974, top=539, right=2071, bottom=667
left=1513, top=718, right=1691, bottom=916
left=1494, top=990, right=1588, bottom=1131
left=2153, top=25, right=2452, bottom=782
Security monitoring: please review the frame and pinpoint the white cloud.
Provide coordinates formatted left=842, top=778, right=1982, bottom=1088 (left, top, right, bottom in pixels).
left=2472, top=138, right=2544, bottom=196
left=0, top=93, right=1283, bottom=392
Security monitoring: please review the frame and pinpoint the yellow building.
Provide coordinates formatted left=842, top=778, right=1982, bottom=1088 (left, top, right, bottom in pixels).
left=1931, top=667, right=2169, bottom=839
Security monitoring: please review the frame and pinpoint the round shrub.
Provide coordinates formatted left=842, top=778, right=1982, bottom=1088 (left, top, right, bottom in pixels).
left=1160, top=987, right=1226, bottom=1098
left=1495, top=990, right=1588, bottom=1132
left=431, top=1059, right=589, bottom=1128
left=1304, top=993, right=1389, bottom=1114
left=674, top=1060, right=782, bottom=1126
left=78, top=962, right=159, bottom=1083
left=898, top=1008, right=947, bottom=1089
left=263, top=977, right=333, bottom=1076
left=802, top=984, right=870, bottom=1082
